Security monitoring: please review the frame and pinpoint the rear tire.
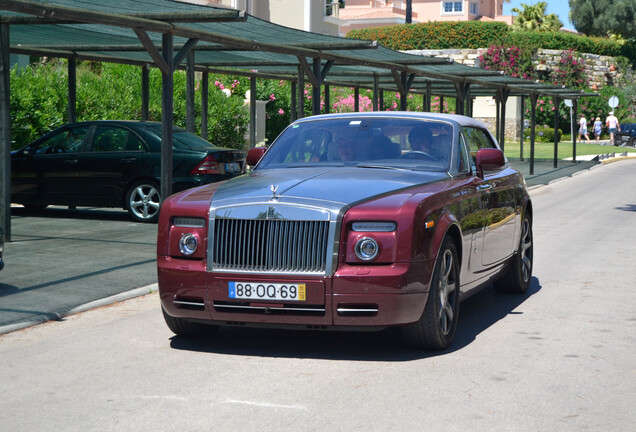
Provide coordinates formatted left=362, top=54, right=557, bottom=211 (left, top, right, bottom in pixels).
left=402, top=237, right=460, bottom=350
left=494, top=214, right=533, bottom=294
left=162, top=307, right=219, bottom=337
left=126, top=180, right=161, bottom=223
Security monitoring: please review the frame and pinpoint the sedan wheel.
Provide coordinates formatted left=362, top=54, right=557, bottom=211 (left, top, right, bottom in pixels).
left=494, top=214, right=533, bottom=294
left=126, top=181, right=161, bottom=223
left=162, top=307, right=219, bottom=337
left=402, top=237, right=460, bottom=350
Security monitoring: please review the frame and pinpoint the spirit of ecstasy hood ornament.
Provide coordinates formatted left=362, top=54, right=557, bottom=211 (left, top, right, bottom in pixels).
left=270, top=184, right=280, bottom=200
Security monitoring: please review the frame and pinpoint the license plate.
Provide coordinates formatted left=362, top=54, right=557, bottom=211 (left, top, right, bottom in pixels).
left=228, top=282, right=306, bottom=302
left=225, top=162, right=240, bottom=173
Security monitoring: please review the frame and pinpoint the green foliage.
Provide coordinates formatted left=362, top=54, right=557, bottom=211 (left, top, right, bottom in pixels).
left=511, top=1, right=562, bottom=32
left=346, top=21, right=510, bottom=50
left=346, top=20, right=624, bottom=58
left=10, top=63, right=68, bottom=148
left=507, top=31, right=622, bottom=57
left=549, top=49, right=588, bottom=88
left=569, top=0, right=636, bottom=39
left=10, top=61, right=249, bottom=150
left=479, top=45, right=536, bottom=79
left=534, top=126, right=563, bottom=143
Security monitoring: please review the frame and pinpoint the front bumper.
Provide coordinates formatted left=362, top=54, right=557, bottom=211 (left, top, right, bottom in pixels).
left=158, top=256, right=434, bottom=329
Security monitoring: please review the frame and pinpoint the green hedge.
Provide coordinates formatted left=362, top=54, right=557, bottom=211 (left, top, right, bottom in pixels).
left=346, top=21, right=509, bottom=50
left=347, top=21, right=625, bottom=58
left=10, top=61, right=249, bottom=150
left=507, top=32, right=621, bottom=57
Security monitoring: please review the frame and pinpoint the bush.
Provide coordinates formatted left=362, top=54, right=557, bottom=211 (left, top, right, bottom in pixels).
left=10, top=61, right=249, bottom=150
left=346, top=21, right=626, bottom=60
left=507, top=31, right=621, bottom=57
left=346, top=21, right=509, bottom=50
left=534, top=126, right=563, bottom=142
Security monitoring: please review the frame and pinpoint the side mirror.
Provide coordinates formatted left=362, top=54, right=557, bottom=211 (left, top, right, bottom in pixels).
left=22, top=147, right=33, bottom=157
left=475, top=148, right=505, bottom=178
left=247, top=147, right=267, bottom=167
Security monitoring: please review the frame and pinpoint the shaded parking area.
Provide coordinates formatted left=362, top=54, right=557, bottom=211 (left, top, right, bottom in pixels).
left=0, top=206, right=157, bottom=332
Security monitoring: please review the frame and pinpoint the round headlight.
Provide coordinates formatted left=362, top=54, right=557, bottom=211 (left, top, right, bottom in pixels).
left=355, top=237, right=379, bottom=261
left=179, top=233, right=198, bottom=256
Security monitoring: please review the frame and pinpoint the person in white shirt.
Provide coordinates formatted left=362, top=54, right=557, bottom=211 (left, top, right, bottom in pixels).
left=578, top=114, right=590, bottom=143
left=606, top=112, right=621, bottom=146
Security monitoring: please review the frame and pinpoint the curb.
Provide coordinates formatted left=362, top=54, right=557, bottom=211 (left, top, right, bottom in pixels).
left=0, top=283, right=158, bottom=336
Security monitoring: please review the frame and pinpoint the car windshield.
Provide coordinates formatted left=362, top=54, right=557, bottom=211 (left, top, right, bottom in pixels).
left=257, top=117, right=454, bottom=171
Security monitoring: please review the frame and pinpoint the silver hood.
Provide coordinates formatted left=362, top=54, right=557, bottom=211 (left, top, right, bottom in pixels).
left=210, top=166, right=449, bottom=214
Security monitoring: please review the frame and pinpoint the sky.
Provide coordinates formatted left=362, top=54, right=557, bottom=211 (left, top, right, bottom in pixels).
left=502, top=0, right=575, bottom=31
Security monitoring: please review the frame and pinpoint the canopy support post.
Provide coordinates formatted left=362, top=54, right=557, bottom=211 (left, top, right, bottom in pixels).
left=68, top=57, right=76, bottom=123
left=0, top=24, right=10, bottom=242
left=160, top=32, right=174, bottom=202
left=372, top=74, right=379, bottom=111
left=200, top=70, right=208, bottom=139
left=250, top=75, right=256, bottom=148
left=553, top=96, right=561, bottom=168
left=141, top=64, right=149, bottom=121
left=529, top=93, right=538, bottom=175
left=185, top=50, right=195, bottom=133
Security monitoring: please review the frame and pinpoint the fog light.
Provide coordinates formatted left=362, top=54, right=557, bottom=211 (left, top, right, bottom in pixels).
left=179, top=233, right=198, bottom=256
left=355, top=237, right=379, bottom=261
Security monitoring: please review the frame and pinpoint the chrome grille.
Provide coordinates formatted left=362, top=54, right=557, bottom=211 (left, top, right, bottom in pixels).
left=212, top=219, right=330, bottom=274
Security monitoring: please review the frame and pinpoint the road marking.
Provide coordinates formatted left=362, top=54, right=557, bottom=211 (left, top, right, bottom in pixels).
left=223, top=399, right=308, bottom=411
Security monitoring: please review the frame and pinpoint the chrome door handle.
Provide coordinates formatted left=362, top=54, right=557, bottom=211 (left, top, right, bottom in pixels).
left=477, top=184, right=492, bottom=191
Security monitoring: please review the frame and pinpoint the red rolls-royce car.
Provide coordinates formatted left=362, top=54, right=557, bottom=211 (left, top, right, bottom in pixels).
left=157, top=112, right=533, bottom=349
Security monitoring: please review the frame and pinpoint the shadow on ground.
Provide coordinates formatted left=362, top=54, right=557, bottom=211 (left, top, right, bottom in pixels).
left=169, top=277, right=542, bottom=361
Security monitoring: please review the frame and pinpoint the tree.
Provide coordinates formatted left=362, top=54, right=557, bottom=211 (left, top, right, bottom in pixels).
left=569, top=0, right=636, bottom=39
left=511, top=2, right=563, bottom=32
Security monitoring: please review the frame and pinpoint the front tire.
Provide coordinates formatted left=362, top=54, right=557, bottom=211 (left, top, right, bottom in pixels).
left=126, top=180, right=161, bottom=223
left=494, top=214, right=533, bottom=294
left=402, top=237, right=460, bottom=350
left=162, top=307, right=220, bottom=337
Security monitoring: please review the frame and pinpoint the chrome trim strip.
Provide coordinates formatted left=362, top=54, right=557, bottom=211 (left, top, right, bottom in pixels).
left=214, top=304, right=326, bottom=313
left=174, top=300, right=205, bottom=307
left=337, top=308, right=379, bottom=313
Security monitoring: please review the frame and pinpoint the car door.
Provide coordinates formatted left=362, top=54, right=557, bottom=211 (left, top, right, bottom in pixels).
left=12, top=125, right=89, bottom=205
left=463, top=127, right=518, bottom=267
left=77, top=125, right=149, bottom=206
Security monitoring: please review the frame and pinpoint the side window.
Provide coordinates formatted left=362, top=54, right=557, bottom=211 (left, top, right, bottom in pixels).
left=35, top=127, right=88, bottom=154
left=92, top=126, right=144, bottom=152
left=457, top=135, right=471, bottom=173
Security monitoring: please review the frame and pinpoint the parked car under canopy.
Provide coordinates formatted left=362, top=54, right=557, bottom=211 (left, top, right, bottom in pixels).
left=11, top=121, right=246, bottom=222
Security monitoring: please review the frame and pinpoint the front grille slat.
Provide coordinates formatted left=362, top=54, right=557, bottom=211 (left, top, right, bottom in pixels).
left=212, top=218, right=330, bottom=274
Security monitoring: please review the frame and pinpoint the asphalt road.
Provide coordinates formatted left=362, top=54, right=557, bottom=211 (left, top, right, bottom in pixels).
left=0, top=159, right=635, bottom=431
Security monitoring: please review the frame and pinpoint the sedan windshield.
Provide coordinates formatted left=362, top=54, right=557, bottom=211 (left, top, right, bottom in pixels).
left=257, top=117, right=454, bottom=171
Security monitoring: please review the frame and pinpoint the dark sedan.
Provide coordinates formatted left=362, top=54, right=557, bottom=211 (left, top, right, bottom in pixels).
left=615, top=123, right=636, bottom=147
left=11, top=121, right=246, bottom=222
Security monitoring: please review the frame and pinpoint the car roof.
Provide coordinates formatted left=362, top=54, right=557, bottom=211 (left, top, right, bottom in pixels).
left=292, top=111, right=486, bottom=129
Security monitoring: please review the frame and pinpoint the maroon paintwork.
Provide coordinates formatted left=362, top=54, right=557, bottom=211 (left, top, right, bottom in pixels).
left=157, top=113, right=532, bottom=348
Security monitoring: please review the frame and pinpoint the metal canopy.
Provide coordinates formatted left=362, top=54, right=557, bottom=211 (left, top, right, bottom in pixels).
left=0, top=0, right=597, bottom=243
left=0, top=0, right=591, bottom=100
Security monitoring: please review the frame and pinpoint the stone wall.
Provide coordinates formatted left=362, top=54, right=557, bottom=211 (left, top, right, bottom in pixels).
left=404, top=48, right=621, bottom=90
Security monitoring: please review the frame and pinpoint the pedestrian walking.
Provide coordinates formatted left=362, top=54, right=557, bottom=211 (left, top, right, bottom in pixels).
left=605, top=111, right=621, bottom=146
left=593, top=117, right=603, bottom=143
left=578, top=114, right=590, bottom=143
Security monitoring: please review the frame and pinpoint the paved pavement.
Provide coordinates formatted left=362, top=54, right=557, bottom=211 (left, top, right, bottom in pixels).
left=1, top=153, right=635, bottom=334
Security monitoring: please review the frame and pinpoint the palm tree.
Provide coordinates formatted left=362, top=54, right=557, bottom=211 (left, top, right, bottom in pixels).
left=511, top=1, right=563, bottom=32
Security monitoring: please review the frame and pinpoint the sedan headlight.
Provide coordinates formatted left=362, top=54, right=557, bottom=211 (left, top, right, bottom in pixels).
left=179, top=233, right=199, bottom=256
left=355, top=237, right=379, bottom=261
